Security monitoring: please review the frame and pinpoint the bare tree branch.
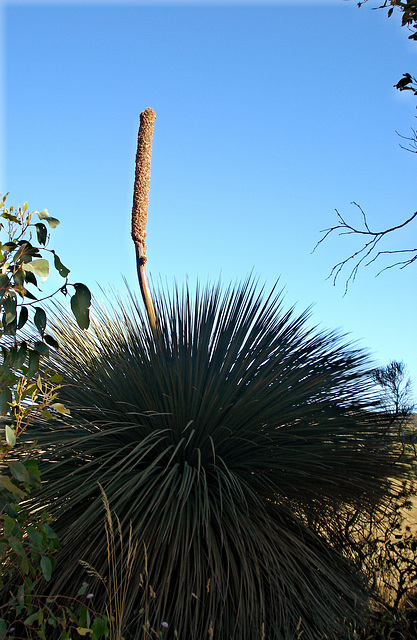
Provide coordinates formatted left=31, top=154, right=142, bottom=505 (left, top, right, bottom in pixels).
left=312, top=203, right=417, bottom=293
left=396, top=128, right=417, bottom=153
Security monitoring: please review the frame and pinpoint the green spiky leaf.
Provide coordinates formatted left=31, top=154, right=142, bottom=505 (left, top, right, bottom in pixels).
left=24, top=281, right=412, bottom=640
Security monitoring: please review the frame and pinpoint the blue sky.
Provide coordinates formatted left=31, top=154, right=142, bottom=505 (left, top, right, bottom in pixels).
left=3, top=0, right=417, bottom=401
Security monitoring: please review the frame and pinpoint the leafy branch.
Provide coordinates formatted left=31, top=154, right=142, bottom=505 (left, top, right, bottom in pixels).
left=0, top=194, right=100, bottom=638
left=357, top=1, right=417, bottom=40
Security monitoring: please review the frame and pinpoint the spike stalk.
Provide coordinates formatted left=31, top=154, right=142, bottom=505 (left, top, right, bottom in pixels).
left=131, top=107, right=157, bottom=331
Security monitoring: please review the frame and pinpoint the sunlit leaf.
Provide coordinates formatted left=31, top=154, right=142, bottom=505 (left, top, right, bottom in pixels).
left=36, top=209, right=49, bottom=220
left=24, top=259, right=49, bottom=283
left=1, top=213, right=19, bottom=223
left=5, top=424, right=16, bottom=447
left=51, top=402, right=70, bottom=416
left=49, top=373, right=63, bottom=383
left=46, top=217, right=60, bottom=228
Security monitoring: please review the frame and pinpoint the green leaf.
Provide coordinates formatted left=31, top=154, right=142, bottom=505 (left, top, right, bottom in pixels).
left=24, top=459, right=41, bottom=487
left=24, top=270, right=38, bottom=288
left=15, top=241, right=39, bottom=263
left=17, top=307, right=29, bottom=330
left=49, top=373, right=63, bottom=383
left=76, top=630, right=92, bottom=637
left=0, top=241, right=17, bottom=253
left=3, top=293, right=17, bottom=325
left=0, top=618, right=8, bottom=640
left=34, top=341, right=49, bottom=357
left=2, top=313, right=17, bottom=336
left=10, top=538, right=26, bottom=557
left=15, top=341, right=28, bottom=368
left=70, top=284, right=91, bottom=330
left=2, top=514, right=18, bottom=537
left=0, top=475, right=25, bottom=498
left=25, top=612, right=41, bottom=626
left=0, top=388, right=12, bottom=416
left=44, top=334, right=59, bottom=350
left=8, top=460, right=31, bottom=483
left=27, top=350, right=40, bottom=378
left=90, top=616, right=108, bottom=639
left=1, top=212, right=19, bottom=223
left=0, top=274, right=10, bottom=296
left=13, top=267, right=25, bottom=287
left=79, top=607, right=88, bottom=628
left=53, top=252, right=70, bottom=278
left=34, top=307, right=47, bottom=336
left=51, top=403, right=70, bottom=416
left=24, top=259, right=49, bottom=283
left=5, top=424, right=16, bottom=447
left=35, top=223, right=48, bottom=246
left=36, top=209, right=49, bottom=220
left=46, top=217, right=60, bottom=228
left=77, top=583, right=88, bottom=596
left=40, top=555, right=53, bottom=581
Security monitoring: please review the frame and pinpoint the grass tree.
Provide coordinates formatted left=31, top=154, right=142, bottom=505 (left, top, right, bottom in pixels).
left=28, top=110, right=412, bottom=640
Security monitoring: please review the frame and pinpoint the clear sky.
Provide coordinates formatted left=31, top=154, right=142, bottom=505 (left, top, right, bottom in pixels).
left=3, top=0, right=417, bottom=402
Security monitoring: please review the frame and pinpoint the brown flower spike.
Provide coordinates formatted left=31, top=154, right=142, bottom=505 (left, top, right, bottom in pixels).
left=131, top=108, right=157, bottom=331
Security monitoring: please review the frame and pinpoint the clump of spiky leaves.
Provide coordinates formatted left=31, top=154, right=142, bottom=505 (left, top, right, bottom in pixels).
left=26, top=279, right=411, bottom=640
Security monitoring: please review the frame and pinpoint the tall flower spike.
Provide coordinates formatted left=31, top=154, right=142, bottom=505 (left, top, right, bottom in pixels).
left=131, top=107, right=157, bottom=331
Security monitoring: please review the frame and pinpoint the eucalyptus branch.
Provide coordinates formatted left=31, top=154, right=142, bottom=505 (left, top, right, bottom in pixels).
left=15, top=282, right=70, bottom=308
